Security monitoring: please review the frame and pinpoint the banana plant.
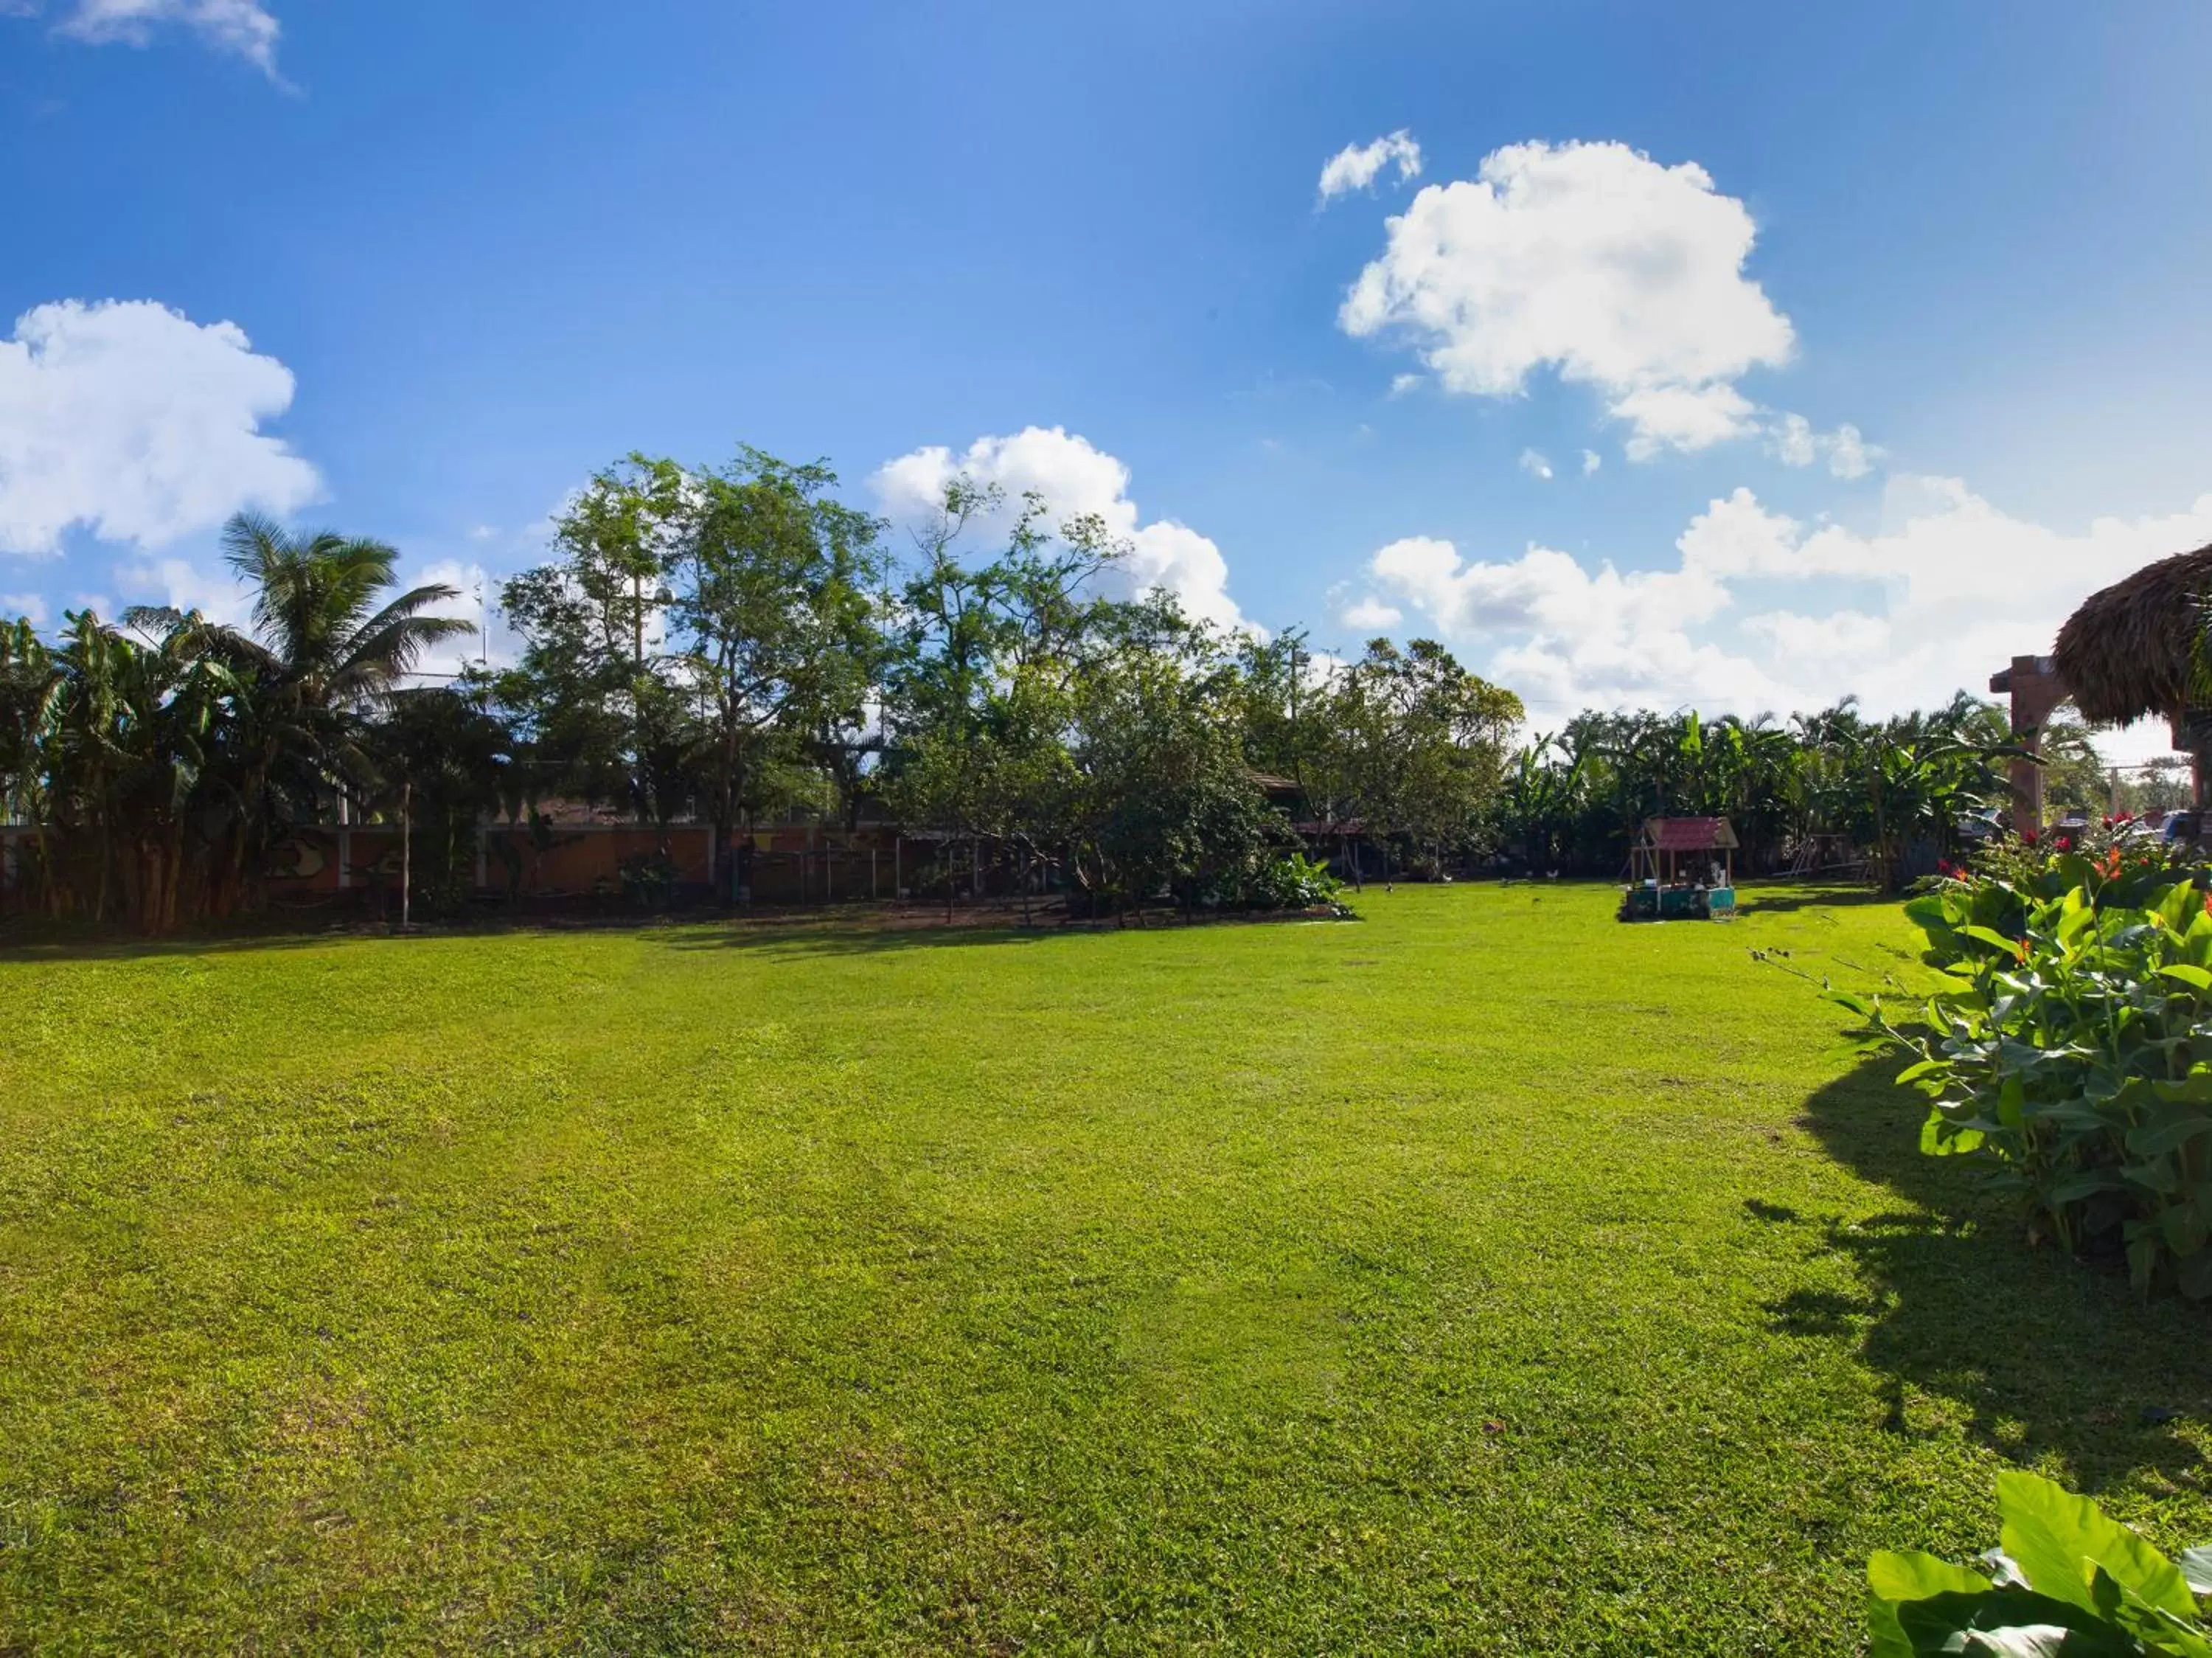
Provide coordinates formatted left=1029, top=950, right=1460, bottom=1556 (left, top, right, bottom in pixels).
left=1869, top=1470, right=2212, bottom=1656
left=1840, top=860, right=2212, bottom=1297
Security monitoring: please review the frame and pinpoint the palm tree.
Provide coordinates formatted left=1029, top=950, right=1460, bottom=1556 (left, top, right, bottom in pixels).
left=220, top=512, right=476, bottom=707
left=146, top=513, right=474, bottom=912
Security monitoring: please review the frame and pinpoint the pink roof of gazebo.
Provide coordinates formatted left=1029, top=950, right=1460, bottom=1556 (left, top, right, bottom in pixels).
left=1638, top=816, right=1739, bottom=852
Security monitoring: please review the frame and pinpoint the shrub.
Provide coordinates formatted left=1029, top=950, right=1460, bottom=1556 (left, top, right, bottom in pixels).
left=1841, top=853, right=2212, bottom=1297
left=1240, top=853, right=1346, bottom=912
left=616, top=847, right=683, bottom=909
left=1866, top=1469, right=2212, bottom=1656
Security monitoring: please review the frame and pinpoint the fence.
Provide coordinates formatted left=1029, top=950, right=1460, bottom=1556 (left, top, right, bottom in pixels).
left=0, top=819, right=1023, bottom=916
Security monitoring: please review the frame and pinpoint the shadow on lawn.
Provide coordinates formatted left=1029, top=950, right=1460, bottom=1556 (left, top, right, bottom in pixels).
left=662, top=906, right=1351, bottom=957
left=0, top=926, right=338, bottom=963
left=0, top=912, right=1051, bottom=964
left=1777, top=1056, right=2212, bottom=1494
left=664, top=918, right=1056, bottom=957
left=0, top=903, right=1338, bottom=962
left=1735, top=885, right=1896, bottom=917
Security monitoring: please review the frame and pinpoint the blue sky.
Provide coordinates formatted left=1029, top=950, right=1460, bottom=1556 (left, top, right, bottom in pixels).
left=5, top=1, right=2212, bottom=751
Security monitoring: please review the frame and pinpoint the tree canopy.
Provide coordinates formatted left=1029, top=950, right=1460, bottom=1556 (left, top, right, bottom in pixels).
left=0, top=440, right=2104, bottom=929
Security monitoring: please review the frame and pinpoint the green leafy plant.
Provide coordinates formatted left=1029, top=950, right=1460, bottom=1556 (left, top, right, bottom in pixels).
left=616, top=847, right=683, bottom=909
left=1241, top=853, right=1346, bottom=912
left=1838, top=853, right=2212, bottom=1296
left=1868, top=1469, right=2212, bottom=1655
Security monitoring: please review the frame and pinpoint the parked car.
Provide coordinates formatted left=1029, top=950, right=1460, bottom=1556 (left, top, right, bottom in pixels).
left=1954, top=806, right=2005, bottom=844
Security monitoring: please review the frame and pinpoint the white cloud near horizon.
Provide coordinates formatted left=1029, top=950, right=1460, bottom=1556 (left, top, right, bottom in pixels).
left=1339, top=139, right=1796, bottom=458
left=0, top=299, right=321, bottom=557
left=114, top=554, right=253, bottom=628
left=1318, top=130, right=1422, bottom=204
left=1336, top=476, right=2212, bottom=760
left=871, top=426, right=1254, bottom=633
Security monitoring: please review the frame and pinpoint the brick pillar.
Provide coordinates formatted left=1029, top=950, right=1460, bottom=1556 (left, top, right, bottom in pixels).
left=1989, top=655, right=2069, bottom=832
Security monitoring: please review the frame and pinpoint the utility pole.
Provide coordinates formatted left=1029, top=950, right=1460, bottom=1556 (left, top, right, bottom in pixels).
left=400, top=779, right=411, bottom=931
left=1870, top=734, right=1887, bottom=892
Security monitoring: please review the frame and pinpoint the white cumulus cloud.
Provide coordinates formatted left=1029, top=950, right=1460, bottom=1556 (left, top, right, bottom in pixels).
left=1518, top=448, right=1553, bottom=481
left=1581, top=449, right=1602, bottom=476
left=1338, top=595, right=1402, bottom=631
left=872, top=426, right=1253, bottom=633
left=115, top=555, right=253, bottom=628
left=1770, top=412, right=1880, bottom=479
left=0, top=299, right=321, bottom=558
left=1318, top=130, right=1422, bottom=204
left=18, top=0, right=281, bottom=72
left=1336, top=476, right=2212, bottom=746
left=1338, top=139, right=1794, bottom=458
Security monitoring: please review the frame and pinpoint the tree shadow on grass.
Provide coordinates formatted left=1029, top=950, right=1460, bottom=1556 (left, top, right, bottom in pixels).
left=0, top=903, right=1343, bottom=963
left=662, top=918, right=1057, bottom=958
left=1736, top=885, right=1894, bottom=916
left=661, top=905, right=1352, bottom=957
left=1776, top=1056, right=2212, bottom=1494
left=0, top=927, right=341, bottom=964
left=0, top=914, right=1051, bottom=964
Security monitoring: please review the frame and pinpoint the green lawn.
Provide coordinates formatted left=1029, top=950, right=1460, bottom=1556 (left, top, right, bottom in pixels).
left=2, top=885, right=2208, bottom=1654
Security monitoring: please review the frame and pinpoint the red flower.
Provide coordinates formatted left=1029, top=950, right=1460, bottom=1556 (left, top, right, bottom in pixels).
left=2021, top=828, right=2039, bottom=845
left=2055, top=835, right=2073, bottom=851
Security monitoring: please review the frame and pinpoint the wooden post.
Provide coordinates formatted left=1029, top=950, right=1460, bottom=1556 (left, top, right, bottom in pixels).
left=871, top=846, right=878, bottom=900
left=894, top=836, right=902, bottom=900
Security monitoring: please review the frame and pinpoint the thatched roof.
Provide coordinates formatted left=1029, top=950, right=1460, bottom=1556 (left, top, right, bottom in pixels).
left=2053, top=544, right=2212, bottom=726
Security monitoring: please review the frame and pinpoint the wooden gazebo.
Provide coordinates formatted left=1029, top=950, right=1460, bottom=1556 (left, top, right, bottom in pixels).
left=1621, top=816, right=1738, bottom=922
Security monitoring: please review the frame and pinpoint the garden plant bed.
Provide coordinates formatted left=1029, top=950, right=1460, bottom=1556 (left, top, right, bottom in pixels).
left=3, top=883, right=2208, bottom=1652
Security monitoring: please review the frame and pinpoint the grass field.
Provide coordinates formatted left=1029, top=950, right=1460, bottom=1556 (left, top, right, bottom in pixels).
left=3, top=884, right=2209, bottom=1654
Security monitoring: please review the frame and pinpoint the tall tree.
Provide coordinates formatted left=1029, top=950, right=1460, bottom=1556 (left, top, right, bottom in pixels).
left=880, top=480, right=1122, bottom=912
left=668, top=448, right=890, bottom=850
left=498, top=457, right=691, bottom=819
